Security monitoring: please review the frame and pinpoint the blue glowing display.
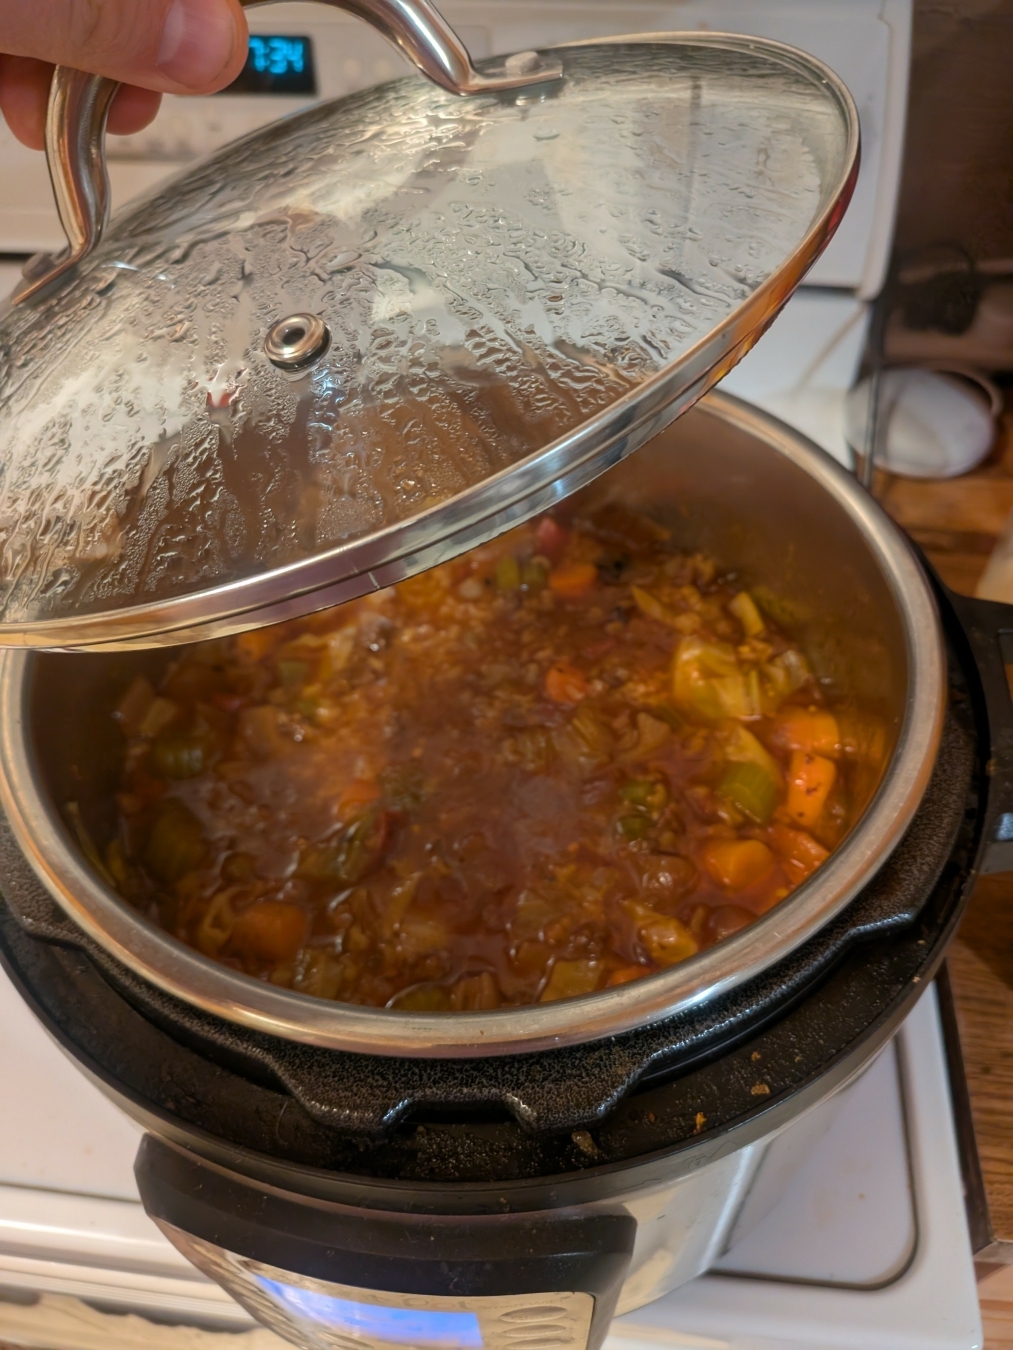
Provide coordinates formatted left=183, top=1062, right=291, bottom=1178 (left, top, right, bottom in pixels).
left=255, top=1277, right=484, bottom=1346
left=250, top=36, right=306, bottom=76
left=223, top=36, right=316, bottom=95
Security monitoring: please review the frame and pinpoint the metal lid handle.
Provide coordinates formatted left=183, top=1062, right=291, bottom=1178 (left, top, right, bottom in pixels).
left=13, top=0, right=561, bottom=305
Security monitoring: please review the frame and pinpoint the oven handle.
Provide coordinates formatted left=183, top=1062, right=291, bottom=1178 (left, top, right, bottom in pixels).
left=12, top=0, right=562, bottom=305
left=946, top=588, right=1013, bottom=875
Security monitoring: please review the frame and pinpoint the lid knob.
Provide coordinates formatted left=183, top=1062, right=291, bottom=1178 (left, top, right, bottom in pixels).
left=264, top=314, right=331, bottom=371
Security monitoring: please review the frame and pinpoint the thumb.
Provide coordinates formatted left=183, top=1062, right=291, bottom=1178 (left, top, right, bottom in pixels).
left=0, top=0, right=249, bottom=95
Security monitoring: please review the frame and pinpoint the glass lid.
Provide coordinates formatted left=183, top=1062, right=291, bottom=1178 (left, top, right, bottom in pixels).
left=0, top=15, right=858, bottom=649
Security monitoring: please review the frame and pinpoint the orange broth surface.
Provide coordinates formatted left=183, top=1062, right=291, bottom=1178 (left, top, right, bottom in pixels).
left=102, top=506, right=883, bottom=1010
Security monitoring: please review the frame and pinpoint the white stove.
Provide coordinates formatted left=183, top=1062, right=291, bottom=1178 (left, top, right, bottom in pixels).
left=0, top=2, right=984, bottom=1346
left=0, top=974, right=982, bottom=1349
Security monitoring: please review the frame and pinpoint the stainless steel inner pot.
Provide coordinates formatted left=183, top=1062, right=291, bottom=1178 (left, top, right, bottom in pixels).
left=0, top=392, right=946, bottom=1057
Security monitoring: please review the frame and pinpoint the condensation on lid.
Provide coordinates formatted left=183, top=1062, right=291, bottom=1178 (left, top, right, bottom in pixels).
left=0, top=37, right=857, bottom=647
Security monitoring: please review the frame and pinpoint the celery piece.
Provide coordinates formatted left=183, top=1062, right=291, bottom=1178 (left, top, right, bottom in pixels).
left=496, top=555, right=521, bottom=591
left=144, top=803, right=208, bottom=884
left=728, top=591, right=765, bottom=637
left=618, top=813, right=651, bottom=840
left=297, top=810, right=386, bottom=886
left=277, top=659, right=308, bottom=690
left=631, top=585, right=674, bottom=623
left=639, top=914, right=698, bottom=966
left=620, top=779, right=667, bottom=810
left=720, top=723, right=782, bottom=782
left=672, top=636, right=740, bottom=721
left=151, top=734, right=211, bottom=780
left=712, top=671, right=763, bottom=720
left=717, top=760, right=779, bottom=825
left=520, top=557, right=548, bottom=591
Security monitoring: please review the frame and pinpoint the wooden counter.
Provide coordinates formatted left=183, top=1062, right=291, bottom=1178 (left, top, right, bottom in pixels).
left=875, top=407, right=1013, bottom=1348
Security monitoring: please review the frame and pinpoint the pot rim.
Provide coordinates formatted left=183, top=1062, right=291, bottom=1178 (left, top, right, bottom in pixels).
left=0, top=393, right=947, bottom=1057
left=0, top=31, right=860, bottom=650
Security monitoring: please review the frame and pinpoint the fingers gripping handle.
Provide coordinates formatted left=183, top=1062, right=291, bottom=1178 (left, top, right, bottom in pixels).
left=13, top=0, right=562, bottom=305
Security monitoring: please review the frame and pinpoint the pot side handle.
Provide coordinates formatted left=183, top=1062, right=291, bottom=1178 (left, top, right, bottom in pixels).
left=12, top=0, right=562, bottom=306
left=947, top=589, right=1013, bottom=875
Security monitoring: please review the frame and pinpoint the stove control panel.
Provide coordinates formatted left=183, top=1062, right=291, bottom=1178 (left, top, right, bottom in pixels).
left=103, top=5, right=423, bottom=164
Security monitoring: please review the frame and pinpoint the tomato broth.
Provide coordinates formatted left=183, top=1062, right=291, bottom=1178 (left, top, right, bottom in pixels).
left=101, top=506, right=882, bottom=1011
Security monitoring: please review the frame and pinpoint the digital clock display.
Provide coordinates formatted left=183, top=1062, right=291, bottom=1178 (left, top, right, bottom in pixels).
left=223, top=35, right=316, bottom=95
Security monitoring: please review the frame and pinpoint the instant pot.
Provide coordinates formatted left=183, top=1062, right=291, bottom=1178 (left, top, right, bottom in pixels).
left=0, top=4, right=1006, bottom=1345
left=0, top=394, right=1009, bottom=1349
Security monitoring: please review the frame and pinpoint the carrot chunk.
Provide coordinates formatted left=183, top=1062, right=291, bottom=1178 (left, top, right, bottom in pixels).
left=545, top=662, right=589, bottom=704
left=702, top=838, right=775, bottom=890
left=231, top=902, right=309, bottom=964
left=548, top=562, right=597, bottom=599
left=770, top=709, right=840, bottom=757
left=784, top=751, right=837, bottom=830
left=770, top=823, right=829, bottom=885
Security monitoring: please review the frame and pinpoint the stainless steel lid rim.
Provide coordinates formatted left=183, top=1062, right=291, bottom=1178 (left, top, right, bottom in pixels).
left=0, top=394, right=947, bottom=1057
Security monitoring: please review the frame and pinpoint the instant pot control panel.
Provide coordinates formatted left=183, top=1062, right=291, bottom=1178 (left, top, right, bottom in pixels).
left=136, top=1134, right=633, bottom=1350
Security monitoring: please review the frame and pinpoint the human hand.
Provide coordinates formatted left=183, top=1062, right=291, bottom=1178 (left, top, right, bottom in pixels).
left=0, top=0, right=249, bottom=149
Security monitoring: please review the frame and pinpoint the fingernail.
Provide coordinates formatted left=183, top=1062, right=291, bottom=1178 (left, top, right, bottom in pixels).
left=157, top=0, right=239, bottom=90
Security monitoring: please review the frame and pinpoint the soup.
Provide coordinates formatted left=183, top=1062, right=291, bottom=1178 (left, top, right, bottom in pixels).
left=94, top=506, right=882, bottom=1010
